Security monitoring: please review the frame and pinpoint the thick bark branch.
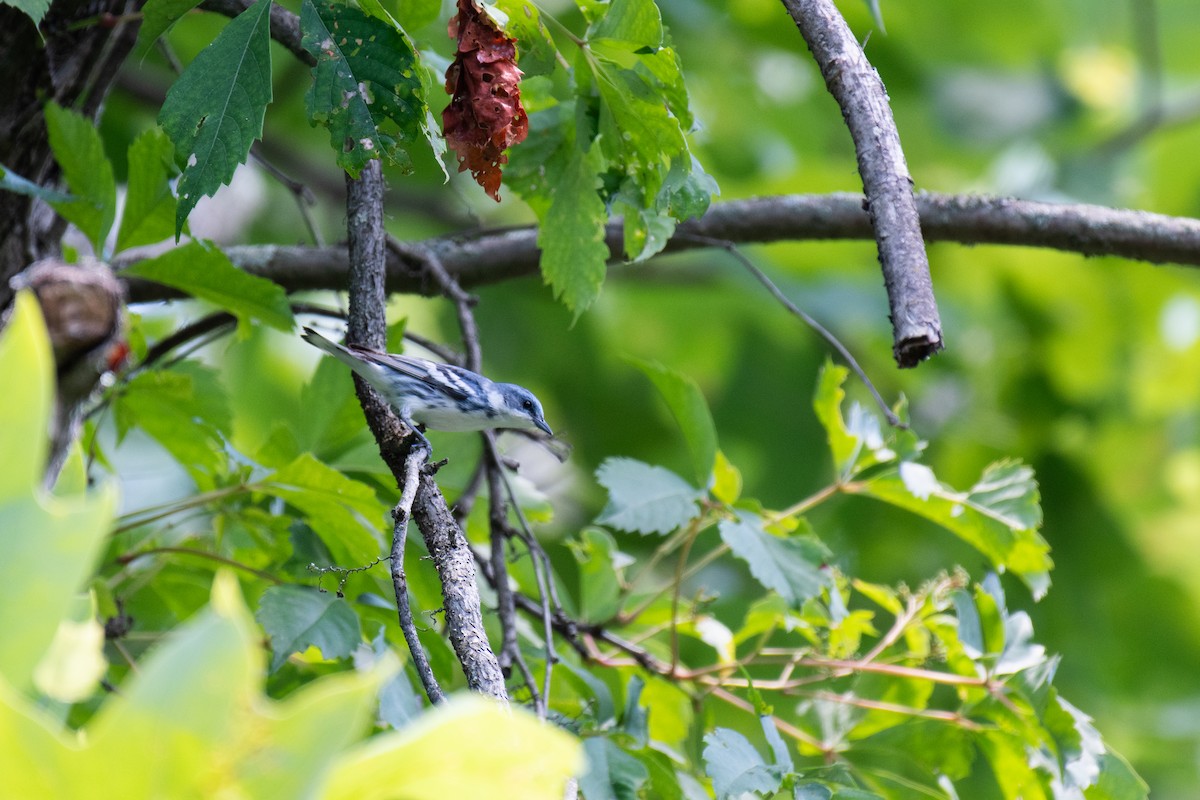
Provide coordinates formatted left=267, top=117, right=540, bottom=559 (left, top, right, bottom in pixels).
left=0, top=0, right=142, bottom=311
left=782, top=0, right=943, bottom=366
left=118, top=193, right=1200, bottom=303
left=344, top=162, right=507, bottom=700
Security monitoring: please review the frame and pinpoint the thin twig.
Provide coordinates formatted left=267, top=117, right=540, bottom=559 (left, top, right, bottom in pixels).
left=682, top=234, right=901, bottom=427
left=391, top=442, right=444, bottom=704
left=250, top=143, right=325, bottom=247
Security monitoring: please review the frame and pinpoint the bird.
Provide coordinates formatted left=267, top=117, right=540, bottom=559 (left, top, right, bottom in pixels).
left=301, top=327, right=552, bottom=439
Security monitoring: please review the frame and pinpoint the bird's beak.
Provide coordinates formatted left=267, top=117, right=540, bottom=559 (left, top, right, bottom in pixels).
left=535, top=418, right=554, bottom=437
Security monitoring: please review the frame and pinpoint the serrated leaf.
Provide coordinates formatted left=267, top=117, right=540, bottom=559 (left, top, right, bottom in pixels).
left=702, top=728, right=783, bottom=799
left=159, top=0, right=273, bottom=236
left=44, top=103, right=116, bottom=252
left=718, top=511, right=830, bottom=606
left=626, top=356, right=717, bottom=488
left=5, top=0, right=50, bottom=24
left=852, top=460, right=1052, bottom=598
left=761, top=715, right=793, bottom=773
left=301, top=0, right=438, bottom=178
left=0, top=163, right=72, bottom=203
left=121, top=241, right=294, bottom=332
left=595, top=458, right=702, bottom=535
left=139, top=0, right=204, bottom=46
left=263, top=454, right=386, bottom=567
left=538, top=142, right=608, bottom=316
left=257, top=585, right=362, bottom=672
left=116, top=128, right=177, bottom=252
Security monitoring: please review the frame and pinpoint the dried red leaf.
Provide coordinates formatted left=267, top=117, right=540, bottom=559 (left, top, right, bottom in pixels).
left=443, top=0, right=528, bottom=201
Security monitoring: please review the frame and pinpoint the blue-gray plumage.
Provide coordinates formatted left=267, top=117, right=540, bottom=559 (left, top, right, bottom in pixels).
left=301, top=327, right=552, bottom=436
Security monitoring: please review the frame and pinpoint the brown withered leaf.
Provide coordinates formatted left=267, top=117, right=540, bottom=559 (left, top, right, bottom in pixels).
left=443, top=0, right=528, bottom=201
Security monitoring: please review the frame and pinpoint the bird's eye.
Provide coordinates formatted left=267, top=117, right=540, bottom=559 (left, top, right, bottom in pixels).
left=522, top=399, right=534, bottom=410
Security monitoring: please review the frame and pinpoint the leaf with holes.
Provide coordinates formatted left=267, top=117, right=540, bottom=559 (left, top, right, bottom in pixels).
left=302, top=0, right=439, bottom=178
left=158, top=0, right=273, bottom=237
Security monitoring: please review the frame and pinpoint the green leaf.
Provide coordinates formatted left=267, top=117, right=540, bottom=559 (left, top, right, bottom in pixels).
left=263, top=454, right=386, bottom=567
left=568, top=528, right=626, bottom=622
left=760, top=715, right=793, bottom=773
left=0, top=292, right=116, bottom=692
left=702, top=728, right=783, bottom=799
left=626, top=356, right=718, bottom=488
left=853, top=460, right=1052, bottom=598
left=121, top=241, right=294, bottom=332
left=813, top=362, right=859, bottom=476
left=44, top=102, right=117, bottom=252
left=718, top=511, right=830, bottom=607
left=116, top=128, right=178, bottom=252
left=159, top=0, right=273, bottom=236
left=0, top=163, right=72, bottom=203
left=495, top=0, right=559, bottom=77
left=711, top=451, right=742, bottom=505
left=323, top=696, right=583, bottom=799
left=579, top=738, right=649, bottom=800
left=4, top=0, right=50, bottom=24
left=139, top=0, right=205, bottom=46
left=538, top=142, right=608, bottom=316
left=301, top=0, right=439, bottom=178
left=595, top=458, right=703, bottom=535
left=256, top=585, right=363, bottom=672
left=114, top=366, right=231, bottom=480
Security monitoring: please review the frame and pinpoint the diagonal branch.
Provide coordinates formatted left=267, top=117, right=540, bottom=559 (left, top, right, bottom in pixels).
left=344, top=160, right=507, bottom=700
left=782, top=0, right=943, bottom=366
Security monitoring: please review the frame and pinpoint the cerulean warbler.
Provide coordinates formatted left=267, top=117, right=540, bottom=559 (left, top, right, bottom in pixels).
left=302, top=327, right=553, bottom=437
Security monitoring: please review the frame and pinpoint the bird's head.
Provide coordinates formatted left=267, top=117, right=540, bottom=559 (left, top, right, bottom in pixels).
left=495, top=383, right=553, bottom=436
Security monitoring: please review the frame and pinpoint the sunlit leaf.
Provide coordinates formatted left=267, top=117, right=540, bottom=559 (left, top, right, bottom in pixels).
left=718, top=511, right=829, bottom=606
left=538, top=142, right=608, bottom=316
left=595, top=458, right=703, bottom=535
left=852, top=460, right=1052, bottom=598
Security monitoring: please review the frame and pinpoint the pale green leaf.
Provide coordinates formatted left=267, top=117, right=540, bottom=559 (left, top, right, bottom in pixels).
left=121, top=241, right=294, bottom=332
left=718, top=510, right=830, bottom=607
left=44, top=102, right=116, bottom=252
left=595, top=458, right=703, bottom=535
left=626, top=355, right=717, bottom=488
left=159, top=0, right=273, bottom=236
left=0, top=293, right=117, bottom=693
left=257, top=585, right=362, bottom=672
left=116, top=128, right=177, bottom=252
left=495, top=0, right=559, bottom=77
left=568, top=528, right=626, bottom=623
left=853, top=460, right=1052, bottom=598
left=4, top=0, right=50, bottom=25
left=321, top=696, right=584, bottom=800
left=702, top=728, right=783, bottom=798
left=301, top=0, right=439, bottom=178
left=580, top=737, right=649, bottom=800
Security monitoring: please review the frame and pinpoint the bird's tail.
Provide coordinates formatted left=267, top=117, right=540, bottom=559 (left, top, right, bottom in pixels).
left=301, top=327, right=371, bottom=376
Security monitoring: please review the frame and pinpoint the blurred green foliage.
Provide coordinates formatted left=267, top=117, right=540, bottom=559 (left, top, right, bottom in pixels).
left=8, top=0, right=1200, bottom=796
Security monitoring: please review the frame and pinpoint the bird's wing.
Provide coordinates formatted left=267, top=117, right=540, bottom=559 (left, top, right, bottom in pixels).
left=348, top=348, right=476, bottom=402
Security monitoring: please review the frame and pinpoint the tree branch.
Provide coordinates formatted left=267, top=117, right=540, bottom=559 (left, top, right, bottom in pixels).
left=119, top=192, right=1200, bottom=305
left=782, top=0, right=943, bottom=366
left=344, top=161, right=507, bottom=700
